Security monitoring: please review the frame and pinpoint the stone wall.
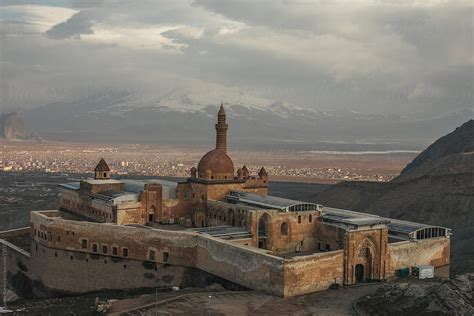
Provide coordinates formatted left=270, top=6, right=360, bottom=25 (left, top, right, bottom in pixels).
left=116, top=202, right=146, bottom=225
left=206, top=200, right=254, bottom=230
left=248, top=210, right=325, bottom=254
left=28, top=211, right=346, bottom=297
left=0, top=228, right=32, bottom=299
left=60, top=190, right=115, bottom=223
left=388, top=237, right=450, bottom=278
left=284, top=250, right=344, bottom=297
left=316, top=223, right=346, bottom=252
left=79, top=181, right=124, bottom=197
left=195, top=235, right=285, bottom=296
left=29, top=241, right=192, bottom=297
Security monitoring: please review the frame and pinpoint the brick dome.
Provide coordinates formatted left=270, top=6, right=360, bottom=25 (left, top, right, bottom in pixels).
left=197, top=149, right=234, bottom=179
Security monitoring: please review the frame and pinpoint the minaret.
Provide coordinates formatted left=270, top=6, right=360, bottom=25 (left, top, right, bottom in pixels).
left=215, top=102, right=228, bottom=153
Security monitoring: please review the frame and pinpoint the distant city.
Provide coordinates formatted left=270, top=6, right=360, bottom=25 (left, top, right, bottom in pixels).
left=0, top=141, right=414, bottom=182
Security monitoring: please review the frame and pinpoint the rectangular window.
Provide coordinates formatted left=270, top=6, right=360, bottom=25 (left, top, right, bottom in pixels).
left=112, top=246, right=118, bottom=256
left=92, top=244, right=98, bottom=253
left=318, top=242, right=322, bottom=251
left=81, top=239, right=88, bottom=249
left=298, top=215, right=302, bottom=223
left=102, top=245, right=108, bottom=254
left=163, top=251, right=170, bottom=263
left=149, top=249, right=156, bottom=261
left=325, top=244, right=330, bottom=251
left=122, top=248, right=128, bottom=257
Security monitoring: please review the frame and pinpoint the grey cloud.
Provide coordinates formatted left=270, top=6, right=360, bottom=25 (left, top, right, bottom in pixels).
left=45, top=11, right=96, bottom=39
left=1, top=0, right=473, bottom=118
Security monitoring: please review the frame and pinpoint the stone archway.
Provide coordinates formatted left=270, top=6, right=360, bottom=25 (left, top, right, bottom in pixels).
left=355, top=237, right=377, bottom=282
left=258, top=213, right=272, bottom=249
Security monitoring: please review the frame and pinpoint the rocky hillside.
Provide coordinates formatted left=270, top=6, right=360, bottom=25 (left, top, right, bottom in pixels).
left=400, top=119, right=474, bottom=176
left=0, top=112, right=42, bottom=141
left=358, top=275, right=474, bottom=315
left=313, top=120, right=474, bottom=274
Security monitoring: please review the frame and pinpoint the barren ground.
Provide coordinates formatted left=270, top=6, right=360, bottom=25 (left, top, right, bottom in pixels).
left=112, top=284, right=379, bottom=315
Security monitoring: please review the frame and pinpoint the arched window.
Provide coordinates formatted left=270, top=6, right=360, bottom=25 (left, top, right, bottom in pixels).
left=298, top=215, right=302, bottom=223
left=280, top=222, right=288, bottom=235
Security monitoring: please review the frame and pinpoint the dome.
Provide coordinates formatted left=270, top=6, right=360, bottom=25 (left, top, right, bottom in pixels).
left=197, top=149, right=234, bottom=179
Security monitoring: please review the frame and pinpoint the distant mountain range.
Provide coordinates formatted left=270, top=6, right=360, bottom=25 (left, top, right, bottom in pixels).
left=312, top=119, right=474, bottom=274
left=20, top=89, right=473, bottom=149
left=0, top=112, right=42, bottom=141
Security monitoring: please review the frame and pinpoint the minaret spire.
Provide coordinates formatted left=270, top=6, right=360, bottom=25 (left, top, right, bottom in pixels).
left=215, top=102, right=228, bottom=153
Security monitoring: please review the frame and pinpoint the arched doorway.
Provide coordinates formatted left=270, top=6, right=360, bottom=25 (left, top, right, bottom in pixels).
left=148, top=206, right=156, bottom=222
left=355, top=264, right=364, bottom=283
left=258, top=213, right=272, bottom=249
left=354, top=237, right=376, bottom=283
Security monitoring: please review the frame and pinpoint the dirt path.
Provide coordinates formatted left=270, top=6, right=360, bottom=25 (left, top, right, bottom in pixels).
left=120, top=284, right=379, bottom=316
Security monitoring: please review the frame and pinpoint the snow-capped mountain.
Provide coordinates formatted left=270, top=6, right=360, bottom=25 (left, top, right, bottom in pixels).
left=21, top=88, right=473, bottom=150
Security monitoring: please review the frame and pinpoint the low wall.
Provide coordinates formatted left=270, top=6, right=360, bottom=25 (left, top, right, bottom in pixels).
left=196, top=235, right=285, bottom=296
left=284, top=250, right=344, bottom=297
left=389, top=237, right=450, bottom=277
left=0, top=236, right=31, bottom=300
left=0, top=227, right=31, bottom=238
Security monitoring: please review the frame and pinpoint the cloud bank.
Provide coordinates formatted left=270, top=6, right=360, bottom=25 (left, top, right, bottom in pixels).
left=0, top=0, right=472, bottom=117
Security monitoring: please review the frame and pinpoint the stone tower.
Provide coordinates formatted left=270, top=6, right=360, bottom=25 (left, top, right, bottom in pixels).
left=215, top=102, right=228, bottom=153
left=196, top=103, right=234, bottom=179
left=94, top=158, right=111, bottom=180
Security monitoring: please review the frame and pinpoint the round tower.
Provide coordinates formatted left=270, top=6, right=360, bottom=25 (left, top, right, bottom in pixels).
left=215, top=102, right=228, bottom=153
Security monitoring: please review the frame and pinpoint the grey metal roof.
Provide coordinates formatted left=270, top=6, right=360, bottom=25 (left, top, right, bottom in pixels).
left=321, top=206, right=451, bottom=239
left=82, top=179, right=123, bottom=185
left=121, top=179, right=178, bottom=199
left=225, top=190, right=322, bottom=212
left=91, top=190, right=139, bottom=204
left=188, top=225, right=252, bottom=240
left=58, top=182, right=80, bottom=190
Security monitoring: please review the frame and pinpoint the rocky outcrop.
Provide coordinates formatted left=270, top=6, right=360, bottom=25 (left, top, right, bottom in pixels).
left=0, top=112, right=42, bottom=141
left=358, top=275, right=474, bottom=315
left=400, top=119, right=473, bottom=176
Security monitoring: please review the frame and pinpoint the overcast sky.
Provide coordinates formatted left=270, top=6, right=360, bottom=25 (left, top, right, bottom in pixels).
left=0, top=0, right=472, bottom=116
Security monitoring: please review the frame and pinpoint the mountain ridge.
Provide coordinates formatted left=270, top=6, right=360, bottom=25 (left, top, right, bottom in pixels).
left=21, top=89, right=473, bottom=147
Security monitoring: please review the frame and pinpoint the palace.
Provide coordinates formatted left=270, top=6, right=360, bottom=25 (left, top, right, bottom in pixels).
left=1, top=104, right=451, bottom=298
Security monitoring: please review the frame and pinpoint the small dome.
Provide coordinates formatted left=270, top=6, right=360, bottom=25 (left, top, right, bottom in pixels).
left=197, top=149, right=234, bottom=179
